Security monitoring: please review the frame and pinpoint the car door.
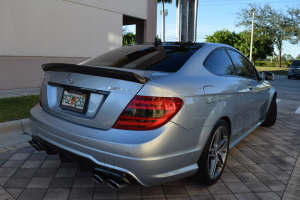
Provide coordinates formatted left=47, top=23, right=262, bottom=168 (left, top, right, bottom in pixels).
left=227, top=49, right=270, bottom=134
left=203, top=48, right=247, bottom=142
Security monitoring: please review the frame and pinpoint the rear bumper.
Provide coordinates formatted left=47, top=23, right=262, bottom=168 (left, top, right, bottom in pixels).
left=29, top=105, right=211, bottom=186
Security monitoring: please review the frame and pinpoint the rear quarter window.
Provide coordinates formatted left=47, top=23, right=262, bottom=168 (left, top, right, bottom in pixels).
left=204, top=49, right=237, bottom=76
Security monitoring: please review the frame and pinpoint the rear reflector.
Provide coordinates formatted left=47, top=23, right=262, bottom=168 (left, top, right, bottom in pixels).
left=113, top=96, right=184, bottom=130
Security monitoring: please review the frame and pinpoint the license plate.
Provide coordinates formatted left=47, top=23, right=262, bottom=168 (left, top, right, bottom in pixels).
left=60, top=89, right=89, bottom=113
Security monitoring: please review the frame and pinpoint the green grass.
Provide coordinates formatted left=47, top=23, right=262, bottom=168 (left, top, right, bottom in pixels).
left=0, top=95, right=39, bottom=122
left=256, top=67, right=289, bottom=75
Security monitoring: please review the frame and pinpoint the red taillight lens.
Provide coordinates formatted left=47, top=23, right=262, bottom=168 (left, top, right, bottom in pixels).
left=113, top=96, right=184, bottom=130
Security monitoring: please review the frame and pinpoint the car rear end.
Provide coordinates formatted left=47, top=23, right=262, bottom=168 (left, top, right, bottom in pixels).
left=29, top=43, right=207, bottom=187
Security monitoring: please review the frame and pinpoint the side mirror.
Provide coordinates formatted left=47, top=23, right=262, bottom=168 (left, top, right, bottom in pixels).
left=262, top=71, right=275, bottom=81
left=288, top=64, right=291, bottom=67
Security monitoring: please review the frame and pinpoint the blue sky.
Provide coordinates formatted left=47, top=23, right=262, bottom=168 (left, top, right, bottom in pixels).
left=155, top=0, right=300, bottom=58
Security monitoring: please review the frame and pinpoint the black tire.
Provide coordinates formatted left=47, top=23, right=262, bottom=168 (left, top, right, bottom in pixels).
left=261, top=96, right=277, bottom=126
left=196, top=119, right=229, bottom=186
left=288, top=75, right=291, bottom=79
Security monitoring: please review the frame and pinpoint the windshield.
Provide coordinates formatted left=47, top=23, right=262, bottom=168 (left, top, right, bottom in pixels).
left=292, top=60, right=300, bottom=66
left=82, top=42, right=204, bottom=72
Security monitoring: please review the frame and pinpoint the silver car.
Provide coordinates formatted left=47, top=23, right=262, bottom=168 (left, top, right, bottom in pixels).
left=29, top=42, right=277, bottom=189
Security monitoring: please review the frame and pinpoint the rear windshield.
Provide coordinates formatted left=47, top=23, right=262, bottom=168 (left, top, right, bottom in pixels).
left=292, top=60, right=300, bottom=66
left=82, top=43, right=204, bottom=72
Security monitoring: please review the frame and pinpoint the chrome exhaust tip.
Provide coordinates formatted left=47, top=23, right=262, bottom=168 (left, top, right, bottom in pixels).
left=92, top=173, right=105, bottom=184
left=28, top=140, right=43, bottom=151
left=107, top=179, right=127, bottom=190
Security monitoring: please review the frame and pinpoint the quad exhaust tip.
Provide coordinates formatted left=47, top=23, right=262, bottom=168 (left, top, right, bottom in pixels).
left=92, top=173, right=105, bottom=184
left=28, top=140, right=43, bottom=151
left=107, top=179, right=126, bottom=190
left=92, top=172, right=127, bottom=190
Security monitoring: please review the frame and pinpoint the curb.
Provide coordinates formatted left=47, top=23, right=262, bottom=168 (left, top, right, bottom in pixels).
left=0, top=118, right=31, bottom=148
left=0, top=118, right=30, bottom=134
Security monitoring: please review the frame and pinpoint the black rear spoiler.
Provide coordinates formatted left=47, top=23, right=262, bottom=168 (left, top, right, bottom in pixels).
left=42, top=63, right=149, bottom=84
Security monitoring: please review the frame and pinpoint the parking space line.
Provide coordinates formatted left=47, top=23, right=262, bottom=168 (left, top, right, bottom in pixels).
left=296, top=106, right=300, bottom=114
left=276, top=99, right=282, bottom=103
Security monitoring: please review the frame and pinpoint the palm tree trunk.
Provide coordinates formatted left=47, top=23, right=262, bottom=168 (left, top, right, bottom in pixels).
left=188, top=0, right=195, bottom=41
left=161, top=2, right=165, bottom=42
left=181, top=0, right=188, bottom=42
left=180, top=0, right=198, bottom=42
left=176, top=0, right=181, bottom=42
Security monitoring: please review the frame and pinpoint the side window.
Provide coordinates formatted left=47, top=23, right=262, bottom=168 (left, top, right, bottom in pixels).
left=204, top=49, right=236, bottom=76
left=227, top=50, right=259, bottom=80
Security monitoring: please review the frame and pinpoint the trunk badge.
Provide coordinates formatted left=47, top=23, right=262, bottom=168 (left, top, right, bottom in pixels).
left=108, top=86, right=133, bottom=93
left=67, top=74, right=75, bottom=84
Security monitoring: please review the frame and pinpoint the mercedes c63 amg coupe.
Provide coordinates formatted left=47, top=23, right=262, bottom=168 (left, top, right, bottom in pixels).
left=29, top=42, right=277, bottom=189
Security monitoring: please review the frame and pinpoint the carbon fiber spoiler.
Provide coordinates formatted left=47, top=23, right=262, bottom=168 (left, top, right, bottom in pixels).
left=42, top=63, right=149, bottom=84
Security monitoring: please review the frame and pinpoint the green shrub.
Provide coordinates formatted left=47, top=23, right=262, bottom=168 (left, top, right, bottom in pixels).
left=254, top=61, right=290, bottom=68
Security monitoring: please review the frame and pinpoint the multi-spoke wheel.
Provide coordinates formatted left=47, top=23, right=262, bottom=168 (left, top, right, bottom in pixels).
left=207, top=125, right=228, bottom=180
left=197, top=119, right=229, bottom=186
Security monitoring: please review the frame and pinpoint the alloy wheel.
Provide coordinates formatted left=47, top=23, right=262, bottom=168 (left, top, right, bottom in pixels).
left=207, top=126, right=228, bottom=179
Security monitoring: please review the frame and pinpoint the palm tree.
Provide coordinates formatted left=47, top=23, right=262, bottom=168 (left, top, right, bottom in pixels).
left=179, top=0, right=198, bottom=42
left=158, top=0, right=173, bottom=42
left=158, top=0, right=198, bottom=42
left=176, top=0, right=181, bottom=42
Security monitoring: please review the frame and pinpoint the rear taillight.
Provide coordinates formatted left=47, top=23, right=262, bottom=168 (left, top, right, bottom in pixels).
left=113, top=96, right=184, bottom=130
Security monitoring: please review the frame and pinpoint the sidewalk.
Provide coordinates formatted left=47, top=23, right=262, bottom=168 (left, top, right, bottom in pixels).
left=0, top=88, right=40, bottom=99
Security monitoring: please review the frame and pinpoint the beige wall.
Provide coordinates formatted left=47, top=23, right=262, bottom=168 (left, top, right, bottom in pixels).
left=66, top=0, right=148, bottom=19
left=0, top=0, right=157, bottom=89
left=0, top=0, right=122, bottom=57
left=0, top=57, right=89, bottom=90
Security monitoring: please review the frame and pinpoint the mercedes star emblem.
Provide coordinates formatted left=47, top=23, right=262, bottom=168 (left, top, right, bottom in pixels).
left=67, top=74, right=75, bottom=84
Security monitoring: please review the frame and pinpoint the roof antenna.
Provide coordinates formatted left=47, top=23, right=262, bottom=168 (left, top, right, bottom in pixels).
left=154, top=37, right=162, bottom=48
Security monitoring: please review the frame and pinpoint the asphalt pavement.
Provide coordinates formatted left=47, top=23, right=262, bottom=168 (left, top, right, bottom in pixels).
left=0, top=76, right=300, bottom=200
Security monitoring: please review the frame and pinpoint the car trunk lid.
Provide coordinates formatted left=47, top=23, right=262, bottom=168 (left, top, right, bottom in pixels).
left=40, top=63, right=152, bottom=130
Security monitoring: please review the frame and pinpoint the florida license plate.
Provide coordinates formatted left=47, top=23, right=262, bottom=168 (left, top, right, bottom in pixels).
left=60, top=89, right=89, bottom=113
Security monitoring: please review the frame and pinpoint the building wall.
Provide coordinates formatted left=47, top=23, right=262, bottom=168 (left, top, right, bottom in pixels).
left=66, top=0, right=148, bottom=20
left=0, top=0, right=124, bottom=57
left=0, top=56, right=89, bottom=90
left=0, top=0, right=157, bottom=89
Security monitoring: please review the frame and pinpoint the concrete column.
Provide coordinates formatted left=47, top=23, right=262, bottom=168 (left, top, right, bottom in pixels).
left=136, top=20, right=145, bottom=44
left=144, top=0, right=157, bottom=42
